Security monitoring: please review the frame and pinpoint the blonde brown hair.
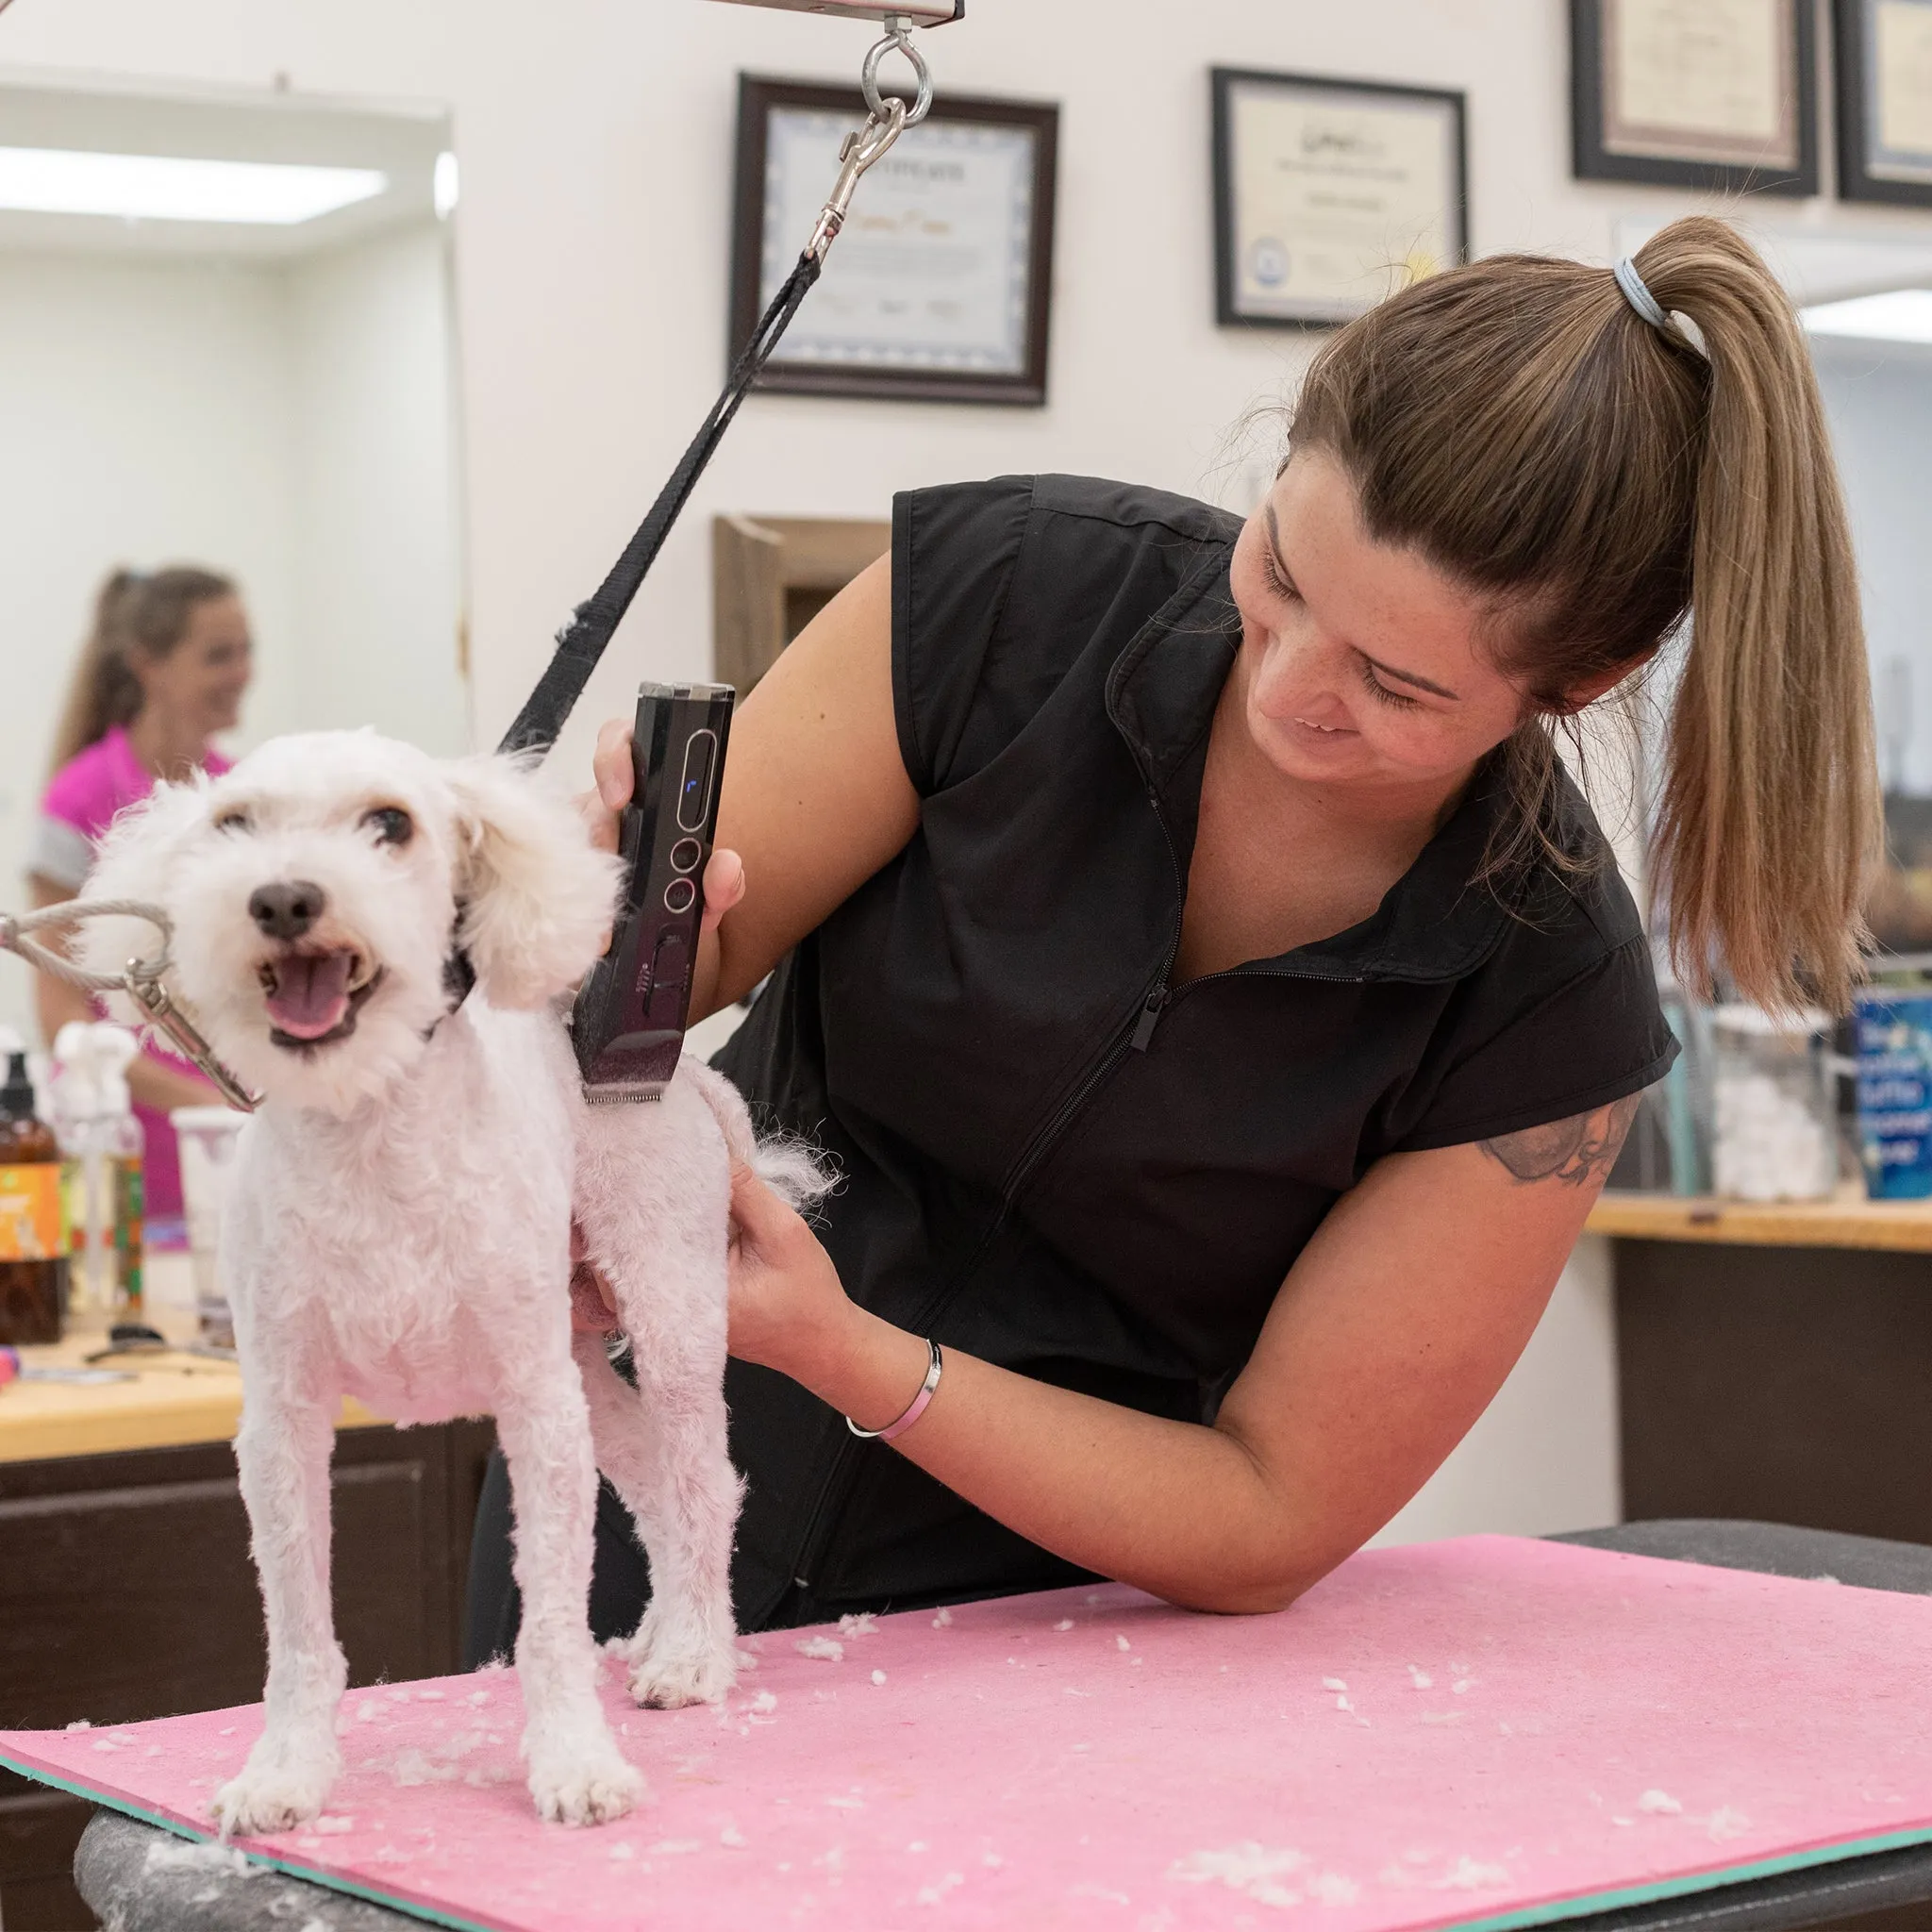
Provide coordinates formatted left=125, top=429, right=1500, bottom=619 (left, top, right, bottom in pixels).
left=49, top=566, right=237, bottom=777
left=1291, top=214, right=1878, bottom=1015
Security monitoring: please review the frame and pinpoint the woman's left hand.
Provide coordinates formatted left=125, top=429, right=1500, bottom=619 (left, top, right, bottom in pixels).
left=724, top=1162, right=854, bottom=1379
left=565, top=1171, right=854, bottom=1362
left=568, top=1220, right=621, bottom=1334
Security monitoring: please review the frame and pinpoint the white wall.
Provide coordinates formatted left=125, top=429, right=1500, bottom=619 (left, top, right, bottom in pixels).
left=284, top=223, right=467, bottom=753
left=1374, top=1237, right=1622, bottom=1546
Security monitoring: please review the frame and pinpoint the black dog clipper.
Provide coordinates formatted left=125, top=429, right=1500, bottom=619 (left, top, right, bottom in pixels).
left=572, top=682, right=734, bottom=1103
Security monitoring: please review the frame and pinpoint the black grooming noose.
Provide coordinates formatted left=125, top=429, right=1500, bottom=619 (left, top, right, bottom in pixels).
left=495, top=250, right=825, bottom=759
left=498, top=31, right=929, bottom=760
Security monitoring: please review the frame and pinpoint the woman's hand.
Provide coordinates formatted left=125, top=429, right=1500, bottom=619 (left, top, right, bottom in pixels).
left=568, top=1220, right=620, bottom=1334
left=582, top=717, right=744, bottom=938
left=567, top=1171, right=859, bottom=1372
left=724, top=1163, right=857, bottom=1380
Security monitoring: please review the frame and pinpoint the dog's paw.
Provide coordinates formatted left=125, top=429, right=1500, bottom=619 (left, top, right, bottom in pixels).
left=528, top=1747, right=645, bottom=1827
left=212, top=1757, right=337, bottom=1837
left=628, top=1637, right=739, bottom=1709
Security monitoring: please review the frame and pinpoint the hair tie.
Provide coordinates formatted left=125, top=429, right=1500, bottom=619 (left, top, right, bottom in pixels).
left=1613, top=258, right=1707, bottom=358
left=1613, top=257, right=1670, bottom=331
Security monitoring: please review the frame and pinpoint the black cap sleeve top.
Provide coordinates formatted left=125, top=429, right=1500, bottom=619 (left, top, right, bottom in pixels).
left=715, top=474, right=1677, bottom=1628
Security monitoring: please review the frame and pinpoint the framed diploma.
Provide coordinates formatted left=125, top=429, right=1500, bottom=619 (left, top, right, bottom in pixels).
left=1571, top=0, right=1819, bottom=195
left=1837, top=0, right=1932, bottom=206
left=728, top=76, right=1058, bottom=406
left=1210, top=69, right=1468, bottom=329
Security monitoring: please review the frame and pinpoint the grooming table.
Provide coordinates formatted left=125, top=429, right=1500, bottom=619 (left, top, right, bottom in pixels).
left=12, top=1524, right=1932, bottom=1932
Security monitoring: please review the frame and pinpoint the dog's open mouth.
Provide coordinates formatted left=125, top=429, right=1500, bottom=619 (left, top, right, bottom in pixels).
left=259, top=949, right=383, bottom=1050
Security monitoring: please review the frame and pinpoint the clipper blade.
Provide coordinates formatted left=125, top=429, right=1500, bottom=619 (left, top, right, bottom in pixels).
left=582, top=1084, right=665, bottom=1106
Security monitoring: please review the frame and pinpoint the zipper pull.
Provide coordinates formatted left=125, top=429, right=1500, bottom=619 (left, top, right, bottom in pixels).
left=1131, top=987, right=1169, bottom=1052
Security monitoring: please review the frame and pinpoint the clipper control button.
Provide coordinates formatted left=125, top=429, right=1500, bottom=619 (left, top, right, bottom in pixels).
left=670, top=838, right=702, bottom=874
left=664, top=876, right=697, bottom=915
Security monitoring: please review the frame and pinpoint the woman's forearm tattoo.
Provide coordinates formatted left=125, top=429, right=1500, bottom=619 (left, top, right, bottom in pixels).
left=1476, top=1093, right=1641, bottom=1186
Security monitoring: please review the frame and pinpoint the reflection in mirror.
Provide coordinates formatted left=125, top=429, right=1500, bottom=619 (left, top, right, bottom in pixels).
left=0, top=78, right=466, bottom=1223
left=1807, top=298, right=1932, bottom=954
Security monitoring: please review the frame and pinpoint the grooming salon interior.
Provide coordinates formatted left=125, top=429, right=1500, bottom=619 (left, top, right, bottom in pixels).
left=8, top=3, right=1932, bottom=1929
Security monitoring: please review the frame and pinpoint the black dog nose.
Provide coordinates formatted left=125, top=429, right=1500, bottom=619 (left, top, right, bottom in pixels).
left=248, top=880, right=326, bottom=941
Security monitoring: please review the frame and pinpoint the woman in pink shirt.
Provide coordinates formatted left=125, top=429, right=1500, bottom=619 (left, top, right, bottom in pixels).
left=28, top=568, right=254, bottom=1223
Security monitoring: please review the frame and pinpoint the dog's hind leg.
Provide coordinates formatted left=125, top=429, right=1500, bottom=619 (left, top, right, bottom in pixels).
left=495, top=1370, right=644, bottom=1824
left=576, top=1075, right=743, bottom=1707
left=213, top=1387, right=347, bottom=1836
left=571, top=1329, right=741, bottom=1707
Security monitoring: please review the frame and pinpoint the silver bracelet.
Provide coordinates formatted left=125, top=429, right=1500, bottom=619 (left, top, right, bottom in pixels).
left=845, top=1337, right=943, bottom=1442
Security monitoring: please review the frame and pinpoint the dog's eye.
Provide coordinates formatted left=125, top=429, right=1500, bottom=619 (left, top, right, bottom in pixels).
left=214, top=810, right=253, bottom=834
left=363, top=807, right=413, bottom=847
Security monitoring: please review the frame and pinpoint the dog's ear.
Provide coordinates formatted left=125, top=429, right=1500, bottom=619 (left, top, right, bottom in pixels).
left=444, top=757, right=622, bottom=1010
left=73, top=779, right=213, bottom=1019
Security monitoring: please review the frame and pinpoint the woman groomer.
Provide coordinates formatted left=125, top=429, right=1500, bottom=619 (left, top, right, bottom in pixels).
left=468, top=216, right=1875, bottom=1651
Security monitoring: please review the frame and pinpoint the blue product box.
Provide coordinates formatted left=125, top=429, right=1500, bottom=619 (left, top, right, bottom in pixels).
left=1856, top=992, right=1932, bottom=1199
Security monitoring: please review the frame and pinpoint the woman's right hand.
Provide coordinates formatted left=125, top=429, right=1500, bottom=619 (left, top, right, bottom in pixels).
left=584, top=716, right=744, bottom=938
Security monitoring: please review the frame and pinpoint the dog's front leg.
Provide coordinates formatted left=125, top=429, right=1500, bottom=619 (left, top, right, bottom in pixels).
left=213, top=1387, right=345, bottom=1836
left=496, top=1375, right=643, bottom=1825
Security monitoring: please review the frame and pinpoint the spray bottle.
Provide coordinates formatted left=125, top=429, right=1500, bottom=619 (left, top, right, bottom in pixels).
left=0, top=1039, right=67, bottom=1344
left=52, top=1023, right=145, bottom=1320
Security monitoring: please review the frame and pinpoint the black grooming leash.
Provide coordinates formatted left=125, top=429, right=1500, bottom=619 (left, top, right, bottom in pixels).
left=497, top=75, right=922, bottom=760
left=495, top=251, right=823, bottom=758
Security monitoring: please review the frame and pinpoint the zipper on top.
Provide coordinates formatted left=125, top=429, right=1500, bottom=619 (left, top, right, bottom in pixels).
left=1120, top=773, right=1372, bottom=1057
left=995, top=784, right=1189, bottom=1199
left=1130, top=987, right=1168, bottom=1051
left=1133, top=953, right=1372, bottom=1050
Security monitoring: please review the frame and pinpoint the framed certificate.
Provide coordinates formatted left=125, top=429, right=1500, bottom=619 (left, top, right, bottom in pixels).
left=1837, top=0, right=1932, bottom=206
left=1571, top=0, right=1819, bottom=195
left=1210, top=69, right=1467, bottom=330
left=728, top=76, right=1058, bottom=406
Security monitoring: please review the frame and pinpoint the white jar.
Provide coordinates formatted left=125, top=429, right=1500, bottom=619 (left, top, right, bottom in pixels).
left=170, top=1106, right=247, bottom=1348
left=1709, top=1005, right=1837, bottom=1202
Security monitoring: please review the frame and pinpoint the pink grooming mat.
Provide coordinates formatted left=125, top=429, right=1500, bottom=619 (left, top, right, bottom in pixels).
left=5, top=1535, right=1932, bottom=1930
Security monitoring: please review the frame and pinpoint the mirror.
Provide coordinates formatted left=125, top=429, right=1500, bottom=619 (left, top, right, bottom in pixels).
left=1807, top=297, right=1932, bottom=953
left=0, top=76, right=468, bottom=1061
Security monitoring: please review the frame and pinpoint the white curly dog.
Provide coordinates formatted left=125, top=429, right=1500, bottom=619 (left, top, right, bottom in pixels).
left=78, top=729, right=817, bottom=1834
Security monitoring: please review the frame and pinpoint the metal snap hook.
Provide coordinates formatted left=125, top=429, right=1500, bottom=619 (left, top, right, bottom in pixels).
left=861, top=14, right=933, bottom=127
left=805, top=93, right=909, bottom=261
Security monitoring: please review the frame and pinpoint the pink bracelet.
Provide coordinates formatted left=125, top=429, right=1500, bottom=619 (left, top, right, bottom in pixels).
left=845, top=1337, right=943, bottom=1442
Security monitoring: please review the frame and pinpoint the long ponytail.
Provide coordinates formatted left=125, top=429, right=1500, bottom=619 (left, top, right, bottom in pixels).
left=1636, top=221, right=1878, bottom=1014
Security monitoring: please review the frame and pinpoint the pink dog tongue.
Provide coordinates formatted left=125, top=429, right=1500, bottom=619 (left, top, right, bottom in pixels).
left=267, top=952, right=354, bottom=1040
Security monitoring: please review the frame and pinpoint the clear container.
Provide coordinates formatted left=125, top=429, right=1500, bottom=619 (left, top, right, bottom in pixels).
left=169, top=1106, right=247, bottom=1350
left=1709, top=1004, right=1837, bottom=1202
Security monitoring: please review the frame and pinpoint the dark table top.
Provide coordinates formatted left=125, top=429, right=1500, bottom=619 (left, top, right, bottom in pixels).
left=73, top=1520, right=1932, bottom=1932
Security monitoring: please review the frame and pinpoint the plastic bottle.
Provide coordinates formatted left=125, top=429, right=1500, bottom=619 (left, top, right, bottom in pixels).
left=51, top=1024, right=145, bottom=1319
left=0, top=1048, right=68, bottom=1344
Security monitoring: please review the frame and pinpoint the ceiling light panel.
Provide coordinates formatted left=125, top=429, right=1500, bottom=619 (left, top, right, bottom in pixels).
left=1802, top=288, right=1932, bottom=344
left=0, top=147, right=387, bottom=225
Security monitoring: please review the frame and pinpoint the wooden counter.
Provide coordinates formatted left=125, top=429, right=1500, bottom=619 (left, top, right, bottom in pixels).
left=0, top=1257, right=380, bottom=1464
left=1593, top=1187, right=1932, bottom=1628
left=1587, top=1190, right=1932, bottom=1253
